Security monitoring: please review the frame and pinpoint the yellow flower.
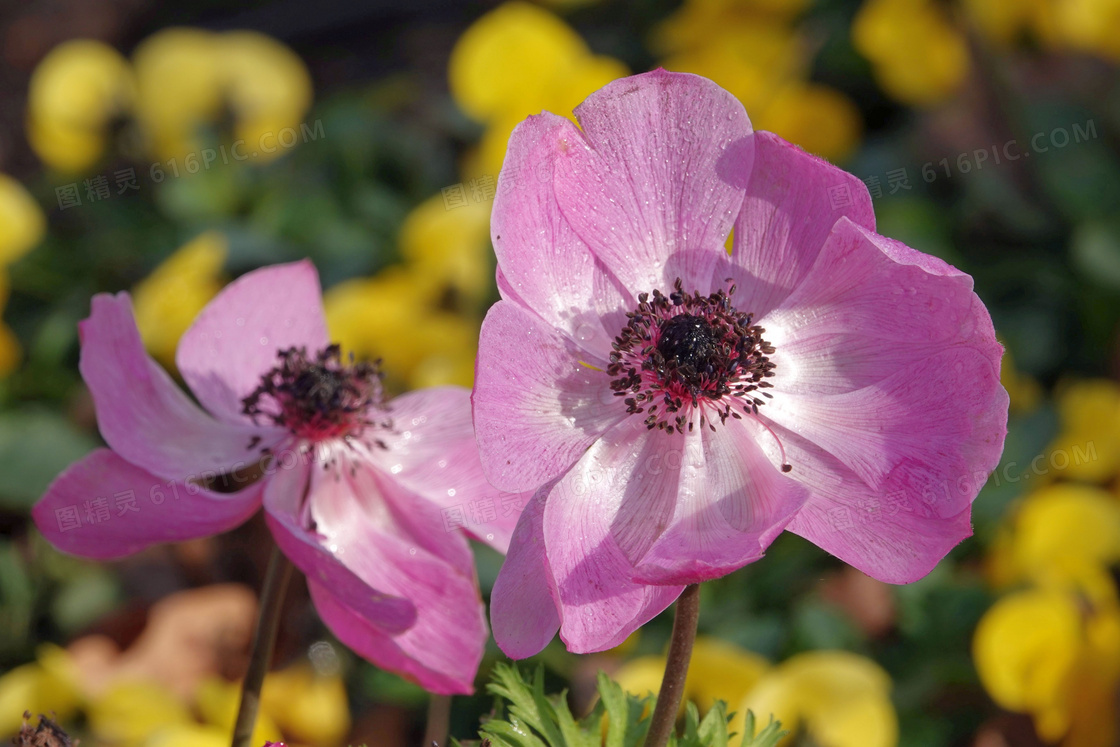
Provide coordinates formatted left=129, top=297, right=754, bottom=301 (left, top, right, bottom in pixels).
left=653, top=0, right=812, bottom=55
left=999, top=346, right=1042, bottom=413
left=142, top=724, right=230, bottom=747
left=853, top=0, right=970, bottom=107
left=739, top=651, right=898, bottom=747
left=661, top=25, right=800, bottom=115
left=324, top=267, right=479, bottom=391
left=131, top=232, right=228, bottom=370
left=398, top=196, right=492, bottom=306
left=133, top=28, right=312, bottom=163
left=449, top=2, right=589, bottom=123
left=657, top=17, right=860, bottom=162
left=219, top=31, right=315, bottom=159
left=974, top=587, right=1120, bottom=747
left=0, top=174, right=45, bottom=376
left=961, top=0, right=1044, bottom=47
left=260, top=663, right=351, bottom=746
left=449, top=2, right=628, bottom=179
left=194, top=676, right=283, bottom=746
left=0, top=175, right=46, bottom=266
left=1004, top=484, right=1120, bottom=588
left=0, top=645, right=81, bottom=737
left=1050, top=0, right=1120, bottom=62
left=26, top=40, right=134, bottom=172
left=754, top=81, right=862, bottom=163
left=87, top=680, right=194, bottom=747
left=1047, top=379, right=1120, bottom=483
left=614, top=637, right=771, bottom=735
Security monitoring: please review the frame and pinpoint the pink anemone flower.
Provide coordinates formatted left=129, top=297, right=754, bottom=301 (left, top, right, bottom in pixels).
left=474, top=70, right=1009, bottom=658
left=33, top=260, right=523, bottom=694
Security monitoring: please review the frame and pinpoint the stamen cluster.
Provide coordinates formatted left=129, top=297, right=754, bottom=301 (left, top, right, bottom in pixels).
left=607, top=278, right=775, bottom=434
left=242, top=344, right=389, bottom=443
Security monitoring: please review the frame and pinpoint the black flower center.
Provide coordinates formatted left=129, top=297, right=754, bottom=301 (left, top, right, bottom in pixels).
left=655, top=314, right=721, bottom=387
left=242, top=344, right=389, bottom=443
left=607, top=278, right=782, bottom=447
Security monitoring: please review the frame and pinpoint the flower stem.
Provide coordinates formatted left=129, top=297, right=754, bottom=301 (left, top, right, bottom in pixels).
left=231, top=544, right=294, bottom=747
left=645, top=584, right=701, bottom=747
left=422, top=694, right=452, bottom=747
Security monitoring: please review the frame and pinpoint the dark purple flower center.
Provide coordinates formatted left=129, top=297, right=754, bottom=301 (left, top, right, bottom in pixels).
left=242, top=344, right=389, bottom=443
left=608, top=278, right=780, bottom=440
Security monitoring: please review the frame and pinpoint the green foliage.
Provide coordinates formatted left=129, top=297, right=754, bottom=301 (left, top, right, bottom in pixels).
left=454, top=663, right=786, bottom=747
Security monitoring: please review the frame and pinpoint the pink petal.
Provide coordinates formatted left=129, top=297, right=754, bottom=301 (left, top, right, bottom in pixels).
left=262, top=456, right=417, bottom=636
left=492, top=113, right=632, bottom=354
left=763, top=348, right=1005, bottom=506
left=489, top=492, right=561, bottom=659
left=368, top=386, right=529, bottom=553
left=777, top=424, right=981, bottom=584
left=540, top=420, right=689, bottom=653
left=32, top=448, right=262, bottom=559
left=553, top=69, right=754, bottom=295
left=308, top=579, right=483, bottom=695
left=177, top=260, right=330, bottom=424
left=756, top=217, right=1005, bottom=499
left=80, top=293, right=284, bottom=483
left=763, top=218, right=992, bottom=350
left=473, top=300, right=624, bottom=493
left=263, top=449, right=487, bottom=691
left=630, top=417, right=809, bottom=584
left=729, top=132, right=876, bottom=318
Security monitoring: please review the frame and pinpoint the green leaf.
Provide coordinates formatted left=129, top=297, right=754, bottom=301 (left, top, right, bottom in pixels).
left=0, top=408, right=97, bottom=510
left=473, top=664, right=759, bottom=747
left=738, top=711, right=789, bottom=747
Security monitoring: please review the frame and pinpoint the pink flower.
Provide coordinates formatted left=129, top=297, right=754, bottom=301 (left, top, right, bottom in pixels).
left=474, top=70, right=1008, bottom=657
left=33, top=260, right=523, bottom=694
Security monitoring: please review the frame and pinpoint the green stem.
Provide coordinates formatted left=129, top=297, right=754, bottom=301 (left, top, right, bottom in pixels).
left=231, top=544, right=294, bottom=747
left=422, top=694, right=453, bottom=747
left=645, top=584, right=702, bottom=747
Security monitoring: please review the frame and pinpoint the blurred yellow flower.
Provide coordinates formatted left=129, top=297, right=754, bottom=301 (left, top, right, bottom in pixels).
left=324, top=267, right=479, bottom=391
left=27, top=29, right=311, bottom=171
left=755, top=82, right=862, bottom=163
left=615, top=637, right=772, bottom=735
left=999, top=347, right=1042, bottom=413
left=132, top=231, right=228, bottom=370
left=0, top=174, right=46, bottom=376
left=653, top=0, right=811, bottom=55
left=134, top=28, right=312, bottom=163
left=1004, top=484, right=1120, bottom=587
left=853, top=0, right=970, bottom=107
left=0, top=175, right=46, bottom=266
left=26, top=40, right=134, bottom=172
left=1051, top=0, right=1120, bottom=61
left=398, top=196, right=492, bottom=306
left=194, top=676, right=283, bottom=746
left=87, top=680, right=194, bottom=747
left=260, top=663, right=351, bottom=746
left=961, top=0, right=1045, bottom=47
left=974, top=587, right=1120, bottom=747
left=739, top=651, right=898, bottom=747
left=656, top=2, right=860, bottom=162
left=1047, top=379, right=1120, bottom=483
left=449, top=2, right=629, bottom=179
left=0, top=645, right=81, bottom=737
left=142, top=724, right=230, bottom=747
left=661, top=25, right=800, bottom=115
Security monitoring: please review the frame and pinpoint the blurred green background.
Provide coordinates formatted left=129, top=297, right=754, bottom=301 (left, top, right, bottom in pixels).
left=2, top=0, right=1120, bottom=745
